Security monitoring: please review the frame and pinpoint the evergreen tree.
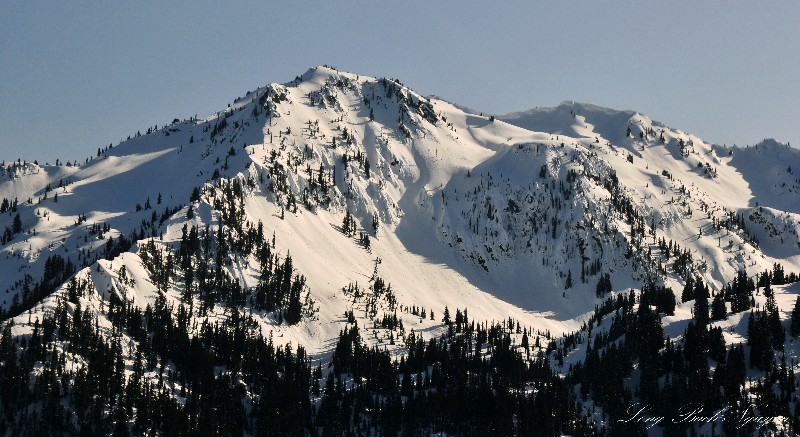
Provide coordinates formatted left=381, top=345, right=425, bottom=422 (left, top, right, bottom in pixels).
left=12, top=213, right=21, bottom=234
left=595, top=273, right=612, bottom=297
left=342, top=210, right=355, bottom=236
left=772, top=262, right=786, bottom=285
left=693, top=280, right=709, bottom=325
left=372, top=213, right=379, bottom=235
left=765, top=292, right=784, bottom=349
left=708, top=326, right=727, bottom=363
left=791, top=296, right=800, bottom=337
left=711, top=292, right=727, bottom=321
left=190, top=186, right=201, bottom=203
left=632, top=305, right=664, bottom=404
left=285, top=274, right=304, bottom=325
left=442, top=306, right=451, bottom=325
left=728, top=270, right=754, bottom=313
left=747, top=311, right=774, bottom=371
left=681, top=275, right=695, bottom=303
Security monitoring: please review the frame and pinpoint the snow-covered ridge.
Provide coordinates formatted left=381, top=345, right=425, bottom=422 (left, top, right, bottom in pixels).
left=2, top=65, right=798, bottom=326
left=1, top=66, right=799, bottom=434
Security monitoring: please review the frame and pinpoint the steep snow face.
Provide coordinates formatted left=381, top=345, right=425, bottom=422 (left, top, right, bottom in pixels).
left=433, top=140, right=644, bottom=318
left=1, top=66, right=799, bottom=359
left=723, top=139, right=800, bottom=213
left=501, top=101, right=642, bottom=147
left=498, top=102, right=800, bottom=289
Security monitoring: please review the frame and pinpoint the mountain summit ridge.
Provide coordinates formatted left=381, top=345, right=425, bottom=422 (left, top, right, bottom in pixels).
left=2, top=64, right=799, bottom=320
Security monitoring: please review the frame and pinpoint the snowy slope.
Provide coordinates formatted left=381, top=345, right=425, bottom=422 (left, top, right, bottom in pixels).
left=1, top=66, right=799, bottom=434
left=2, top=66, right=799, bottom=341
left=0, top=67, right=582, bottom=356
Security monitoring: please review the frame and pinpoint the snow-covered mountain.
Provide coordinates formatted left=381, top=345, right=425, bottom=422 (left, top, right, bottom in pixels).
left=1, top=66, right=799, bottom=435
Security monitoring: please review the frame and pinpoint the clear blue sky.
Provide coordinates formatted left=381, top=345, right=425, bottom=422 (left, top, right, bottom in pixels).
left=2, top=1, right=798, bottom=162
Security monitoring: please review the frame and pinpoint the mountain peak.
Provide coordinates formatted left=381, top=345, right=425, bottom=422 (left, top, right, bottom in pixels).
left=300, top=65, right=359, bottom=83
left=753, top=137, right=789, bottom=149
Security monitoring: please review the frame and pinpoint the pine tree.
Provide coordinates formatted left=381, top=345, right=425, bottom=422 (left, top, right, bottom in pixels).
left=317, top=164, right=325, bottom=189
left=729, top=270, right=754, bottom=313
left=372, top=213, right=379, bottom=235
left=342, top=210, right=354, bottom=236
left=791, top=296, right=800, bottom=337
left=765, top=292, right=784, bottom=349
left=595, top=273, right=611, bottom=297
left=711, top=292, right=727, bottom=320
left=747, top=310, right=774, bottom=371
left=442, top=306, right=451, bottom=325
left=633, top=305, right=664, bottom=404
left=708, top=326, right=727, bottom=363
left=190, top=186, right=201, bottom=203
left=12, top=213, right=21, bottom=234
left=565, top=270, right=573, bottom=289
left=772, top=263, right=786, bottom=285
left=285, top=274, right=304, bottom=325
left=681, top=275, right=695, bottom=303
left=693, top=280, right=709, bottom=325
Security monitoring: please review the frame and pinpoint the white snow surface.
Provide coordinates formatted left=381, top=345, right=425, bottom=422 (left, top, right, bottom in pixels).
left=2, top=65, right=799, bottom=365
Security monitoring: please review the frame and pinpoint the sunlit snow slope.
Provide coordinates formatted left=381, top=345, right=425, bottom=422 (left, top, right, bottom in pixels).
left=1, top=66, right=799, bottom=361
